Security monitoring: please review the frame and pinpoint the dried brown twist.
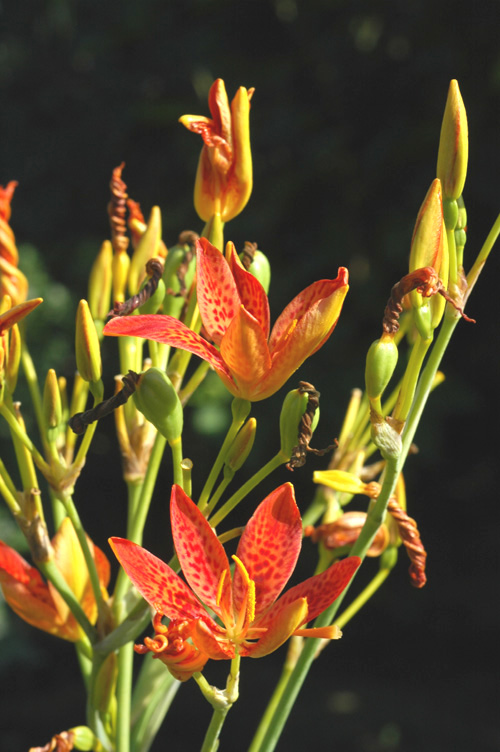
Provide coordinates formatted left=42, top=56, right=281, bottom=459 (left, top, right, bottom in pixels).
left=287, top=381, right=336, bottom=470
left=387, top=498, right=427, bottom=588
left=108, top=163, right=129, bottom=255
left=110, top=258, right=164, bottom=317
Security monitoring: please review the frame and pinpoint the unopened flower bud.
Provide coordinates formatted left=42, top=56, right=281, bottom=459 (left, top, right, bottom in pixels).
left=133, top=367, right=183, bottom=442
left=365, top=333, right=398, bottom=408
left=112, top=248, right=130, bottom=304
left=75, top=300, right=102, bottom=384
left=225, top=417, right=256, bottom=473
left=437, top=79, right=468, bottom=200
left=238, top=243, right=271, bottom=294
left=279, top=387, right=310, bottom=459
left=128, top=206, right=165, bottom=295
left=43, top=368, right=62, bottom=431
left=88, top=240, right=113, bottom=326
left=162, top=243, right=196, bottom=319
left=5, top=322, right=21, bottom=393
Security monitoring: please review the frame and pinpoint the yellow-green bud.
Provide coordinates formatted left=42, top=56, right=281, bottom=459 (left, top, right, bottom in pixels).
left=5, top=322, right=21, bottom=393
left=43, top=368, right=62, bottom=431
left=365, top=334, right=398, bottom=405
left=88, top=240, right=113, bottom=324
left=133, top=367, right=183, bottom=442
left=75, top=300, right=102, bottom=384
left=70, top=726, right=99, bottom=751
left=239, top=248, right=271, bottom=294
left=162, top=244, right=196, bottom=319
left=279, top=388, right=309, bottom=459
left=225, top=417, right=256, bottom=473
left=112, top=249, right=130, bottom=304
left=437, top=79, right=468, bottom=200
left=128, top=206, right=163, bottom=295
left=138, top=277, right=166, bottom=314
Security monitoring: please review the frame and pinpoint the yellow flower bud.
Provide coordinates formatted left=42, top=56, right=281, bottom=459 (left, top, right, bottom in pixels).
left=88, top=240, right=113, bottom=323
left=437, top=79, right=468, bottom=200
left=75, top=300, right=102, bottom=384
left=225, top=417, right=257, bottom=472
left=43, top=368, right=63, bottom=431
left=128, top=205, right=164, bottom=295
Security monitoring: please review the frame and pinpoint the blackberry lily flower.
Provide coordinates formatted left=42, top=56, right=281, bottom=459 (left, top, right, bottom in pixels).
left=104, top=238, right=349, bottom=402
left=110, top=484, right=360, bottom=669
left=0, top=518, right=110, bottom=641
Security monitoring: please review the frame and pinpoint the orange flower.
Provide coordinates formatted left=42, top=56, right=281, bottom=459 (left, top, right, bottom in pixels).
left=104, top=238, right=349, bottom=401
left=0, top=518, right=110, bottom=641
left=179, top=79, right=254, bottom=222
left=110, top=484, right=360, bottom=678
left=0, top=181, right=28, bottom=304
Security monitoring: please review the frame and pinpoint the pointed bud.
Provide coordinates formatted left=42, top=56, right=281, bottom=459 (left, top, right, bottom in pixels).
left=279, top=387, right=310, bottom=459
left=365, top=333, right=398, bottom=408
left=111, top=248, right=130, bottom=304
left=75, top=300, right=102, bottom=384
left=88, top=240, right=113, bottom=324
left=128, top=206, right=165, bottom=295
left=225, top=417, right=256, bottom=473
left=5, top=322, right=21, bottom=393
left=133, top=367, right=183, bottom=442
left=43, top=368, right=63, bottom=432
left=437, top=79, right=468, bottom=200
left=238, top=242, right=271, bottom=294
left=138, top=276, right=166, bottom=314
left=162, top=243, right=196, bottom=319
left=0, top=297, right=42, bottom=334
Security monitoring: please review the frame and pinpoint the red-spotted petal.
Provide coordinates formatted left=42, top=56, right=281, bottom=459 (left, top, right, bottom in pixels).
left=109, top=538, right=212, bottom=623
left=226, top=242, right=270, bottom=338
left=243, top=598, right=308, bottom=658
left=196, top=238, right=241, bottom=345
left=219, top=307, right=271, bottom=392
left=103, top=314, right=235, bottom=385
left=255, top=556, right=360, bottom=631
left=233, top=484, right=302, bottom=618
left=170, top=486, right=232, bottom=620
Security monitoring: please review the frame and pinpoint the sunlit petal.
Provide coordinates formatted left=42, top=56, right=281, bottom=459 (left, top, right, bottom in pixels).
left=196, top=238, right=241, bottom=345
left=233, top=484, right=302, bottom=618
left=226, top=241, right=270, bottom=338
left=244, top=598, right=308, bottom=658
left=219, top=307, right=271, bottom=392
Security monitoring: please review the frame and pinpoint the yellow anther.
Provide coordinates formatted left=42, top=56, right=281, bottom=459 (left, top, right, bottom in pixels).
left=232, top=555, right=256, bottom=624
left=216, top=568, right=228, bottom=607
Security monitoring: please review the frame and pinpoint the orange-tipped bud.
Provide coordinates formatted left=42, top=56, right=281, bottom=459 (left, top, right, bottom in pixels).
left=43, top=368, right=63, bottom=431
left=224, top=417, right=257, bottom=473
left=437, top=79, right=468, bottom=200
left=75, top=300, right=102, bottom=384
left=180, top=79, right=254, bottom=222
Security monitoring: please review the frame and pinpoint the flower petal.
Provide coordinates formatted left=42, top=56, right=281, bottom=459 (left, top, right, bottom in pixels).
left=109, top=537, right=211, bottom=623
left=0, top=298, right=42, bottom=334
left=170, top=486, right=232, bottom=620
left=244, top=598, right=308, bottom=658
left=196, top=238, right=241, bottom=345
left=103, top=314, right=235, bottom=387
left=226, top=241, right=270, bottom=339
left=234, top=484, right=302, bottom=618
left=268, top=269, right=349, bottom=353
left=219, top=306, right=271, bottom=396
left=256, top=556, right=360, bottom=631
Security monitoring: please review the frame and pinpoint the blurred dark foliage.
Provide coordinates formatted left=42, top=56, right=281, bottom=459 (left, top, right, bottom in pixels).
left=1, top=0, right=499, bottom=750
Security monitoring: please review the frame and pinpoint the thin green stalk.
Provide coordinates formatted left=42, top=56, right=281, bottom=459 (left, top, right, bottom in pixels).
left=169, top=436, right=184, bottom=489
left=128, top=432, right=167, bottom=545
left=197, top=655, right=240, bottom=752
left=0, top=402, right=51, bottom=476
left=466, top=212, right=500, bottom=294
left=210, top=451, right=287, bottom=528
left=21, top=346, right=48, bottom=452
left=0, top=470, right=22, bottom=515
left=198, top=398, right=251, bottom=512
left=116, top=641, right=134, bottom=752
left=113, top=481, right=144, bottom=610
left=392, top=335, right=432, bottom=423
left=335, top=566, right=391, bottom=630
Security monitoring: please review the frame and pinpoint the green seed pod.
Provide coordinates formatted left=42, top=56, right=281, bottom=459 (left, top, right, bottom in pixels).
left=70, top=726, right=99, bottom=751
left=279, top=388, right=309, bottom=460
left=225, top=417, right=257, bottom=473
left=138, top=277, right=166, bottom=314
left=162, top=244, right=196, bottom=319
left=239, top=247, right=271, bottom=294
left=133, top=367, right=183, bottom=442
left=365, top=334, right=398, bottom=404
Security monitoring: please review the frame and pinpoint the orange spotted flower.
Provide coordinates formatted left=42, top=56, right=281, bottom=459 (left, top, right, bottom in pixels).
left=0, top=518, right=110, bottom=641
left=104, top=238, right=349, bottom=401
left=0, top=181, right=28, bottom=304
left=179, top=78, right=254, bottom=222
left=110, top=483, right=360, bottom=675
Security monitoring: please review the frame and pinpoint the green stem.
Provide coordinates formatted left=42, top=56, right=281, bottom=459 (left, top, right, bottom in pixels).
left=128, top=432, right=168, bottom=545
left=21, top=345, right=48, bottom=452
left=39, top=558, right=95, bottom=645
left=115, top=641, right=134, bottom=752
left=392, top=335, right=432, bottom=423
left=198, top=398, right=251, bottom=513
left=210, top=451, right=287, bottom=528
left=198, top=655, right=240, bottom=752
left=466, top=211, right=500, bottom=295
left=169, top=435, right=184, bottom=489
left=0, top=402, right=51, bottom=476
left=335, top=566, right=391, bottom=630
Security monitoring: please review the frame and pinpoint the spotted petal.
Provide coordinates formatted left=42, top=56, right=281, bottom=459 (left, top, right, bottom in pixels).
left=226, top=242, right=270, bottom=338
left=233, top=484, right=302, bottom=618
left=109, top=538, right=212, bottom=623
left=171, top=486, right=232, bottom=620
left=196, top=238, right=241, bottom=345
left=103, top=314, right=236, bottom=389
left=255, top=556, right=360, bottom=631
left=243, top=598, right=308, bottom=658
left=219, top=306, right=271, bottom=394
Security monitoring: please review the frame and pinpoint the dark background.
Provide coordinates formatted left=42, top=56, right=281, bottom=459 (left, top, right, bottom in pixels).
left=1, top=1, right=499, bottom=750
